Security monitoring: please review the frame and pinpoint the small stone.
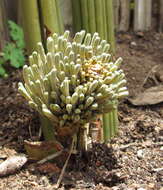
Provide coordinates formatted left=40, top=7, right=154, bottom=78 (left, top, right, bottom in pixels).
left=148, top=183, right=155, bottom=189
left=130, top=41, right=137, bottom=46
left=137, top=149, right=144, bottom=159
left=112, top=187, right=119, bottom=190
left=129, top=183, right=139, bottom=189
left=136, top=31, right=144, bottom=37
left=137, top=188, right=146, bottom=190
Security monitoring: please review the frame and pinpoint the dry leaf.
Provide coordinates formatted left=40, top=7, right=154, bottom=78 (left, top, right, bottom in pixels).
left=129, top=85, right=163, bottom=105
left=24, top=140, right=63, bottom=160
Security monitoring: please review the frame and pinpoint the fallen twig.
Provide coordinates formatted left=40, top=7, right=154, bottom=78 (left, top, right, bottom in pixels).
left=140, top=65, right=158, bottom=91
left=52, top=136, right=75, bottom=189
left=152, top=142, right=163, bottom=147
left=119, top=142, right=138, bottom=150
left=37, top=150, right=63, bottom=164
left=117, top=141, right=163, bottom=151
left=152, top=168, right=163, bottom=172
left=0, top=154, right=28, bottom=177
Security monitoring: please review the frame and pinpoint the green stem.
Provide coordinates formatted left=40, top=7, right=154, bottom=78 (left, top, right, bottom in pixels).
left=95, top=0, right=104, bottom=39
left=112, top=107, right=119, bottom=134
left=20, top=0, right=42, bottom=54
left=102, top=113, right=111, bottom=142
left=55, top=0, right=64, bottom=34
left=87, top=0, right=96, bottom=34
left=102, top=0, right=116, bottom=142
left=72, top=0, right=82, bottom=32
left=0, top=0, right=9, bottom=51
left=103, top=0, right=107, bottom=40
left=40, top=0, right=59, bottom=36
left=110, top=111, right=114, bottom=137
left=39, top=115, right=56, bottom=141
left=102, top=104, right=119, bottom=142
left=80, top=0, right=89, bottom=32
left=37, top=0, right=46, bottom=49
left=77, top=124, right=89, bottom=151
left=105, top=0, right=115, bottom=53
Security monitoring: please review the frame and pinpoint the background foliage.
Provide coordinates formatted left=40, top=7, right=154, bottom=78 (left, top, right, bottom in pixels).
left=0, top=20, right=25, bottom=77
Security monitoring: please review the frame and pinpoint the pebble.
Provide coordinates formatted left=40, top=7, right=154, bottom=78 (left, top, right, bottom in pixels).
left=137, top=188, right=146, bottom=190
left=130, top=41, right=137, bottom=46
left=112, top=187, right=119, bottom=190
left=137, top=149, right=144, bottom=159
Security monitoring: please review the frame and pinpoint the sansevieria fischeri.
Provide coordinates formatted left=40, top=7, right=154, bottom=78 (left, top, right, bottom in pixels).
left=18, top=31, right=128, bottom=149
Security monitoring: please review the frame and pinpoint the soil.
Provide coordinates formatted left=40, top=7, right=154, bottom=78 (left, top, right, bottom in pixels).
left=0, top=32, right=163, bottom=190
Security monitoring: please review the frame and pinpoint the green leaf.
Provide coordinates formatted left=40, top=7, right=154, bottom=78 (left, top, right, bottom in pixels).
left=3, top=43, right=16, bottom=61
left=3, top=43, right=25, bottom=68
left=10, top=48, right=25, bottom=68
left=8, top=20, right=25, bottom=49
left=0, top=59, right=7, bottom=77
left=0, top=20, right=25, bottom=76
left=0, top=66, right=6, bottom=76
left=0, top=57, right=4, bottom=64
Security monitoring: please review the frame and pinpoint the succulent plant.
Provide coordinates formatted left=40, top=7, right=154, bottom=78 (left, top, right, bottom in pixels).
left=18, top=30, right=128, bottom=138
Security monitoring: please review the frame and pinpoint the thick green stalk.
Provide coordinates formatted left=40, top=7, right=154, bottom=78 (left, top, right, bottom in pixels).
left=102, top=0, right=116, bottom=142
left=110, top=110, right=115, bottom=137
left=112, top=107, right=119, bottom=135
left=110, top=111, right=114, bottom=137
left=55, top=0, right=64, bottom=34
left=95, top=0, right=104, bottom=39
left=80, top=0, right=89, bottom=32
left=39, top=115, right=56, bottom=141
left=105, top=0, right=115, bottom=53
left=87, top=0, right=96, bottom=34
left=72, top=0, right=82, bottom=32
left=20, top=0, right=42, bottom=54
left=77, top=127, right=85, bottom=151
left=40, top=0, right=59, bottom=35
left=0, top=0, right=9, bottom=51
left=102, top=107, right=119, bottom=142
left=102, top=113, right=111, bottom=142
left=103, top=0, right=107, bottom=40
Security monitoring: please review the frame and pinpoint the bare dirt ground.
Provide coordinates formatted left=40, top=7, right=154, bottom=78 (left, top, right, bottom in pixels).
left=0, top=32, right=162, bottom=190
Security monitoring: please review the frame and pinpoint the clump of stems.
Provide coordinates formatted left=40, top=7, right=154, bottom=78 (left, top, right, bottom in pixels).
left=18, top=30, right=128, bottom=149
